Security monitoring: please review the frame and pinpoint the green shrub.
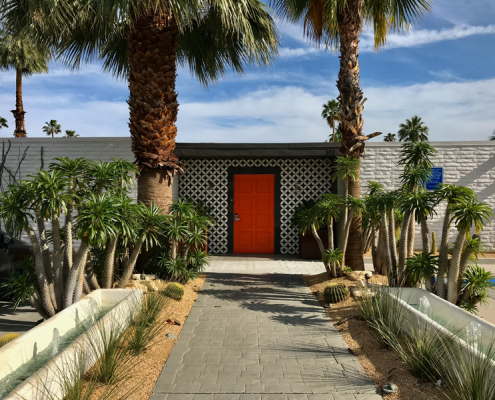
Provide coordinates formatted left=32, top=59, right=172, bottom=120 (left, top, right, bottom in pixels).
left=323, top=283, right=349, bottom=304
left=0, top=332, right=20, bottom=347
left=162, top=282, right=185, bottom=301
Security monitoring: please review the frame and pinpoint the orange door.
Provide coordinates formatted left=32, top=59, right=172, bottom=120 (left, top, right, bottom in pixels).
left=234, top=174, right=275, bottom=253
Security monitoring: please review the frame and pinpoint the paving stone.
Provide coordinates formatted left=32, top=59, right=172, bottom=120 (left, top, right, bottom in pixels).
left=152, top=272, right=380, bottom=399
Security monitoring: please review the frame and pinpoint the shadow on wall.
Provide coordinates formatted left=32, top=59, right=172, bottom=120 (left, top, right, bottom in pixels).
left=455, top=155, right=495, bottom=203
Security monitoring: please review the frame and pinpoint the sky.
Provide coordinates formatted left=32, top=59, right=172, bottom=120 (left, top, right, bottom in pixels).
left=0, top=0, right=495, bottom=143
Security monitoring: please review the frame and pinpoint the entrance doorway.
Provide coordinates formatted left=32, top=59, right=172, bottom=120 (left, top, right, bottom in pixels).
left=233, top=174, right=275, bottom=253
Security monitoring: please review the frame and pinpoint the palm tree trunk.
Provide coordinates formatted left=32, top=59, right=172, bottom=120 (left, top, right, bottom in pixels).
left=102, top=236, right=119, bottom=288
left=327, top=218, right=334, bottom=250
left=337, top=0, right=365, bottom=272
left=35, top=213, right=56, bottom=310
left=86, top=261, right=101, bottom=291
left=64, top=187, right=75, bottom=283
left=375, top=227, right=384, bottom=275
left=437, top=208, right=451, bottom=299
left=73, top=251, right=89, bottom=303
left=447, top=228, right=466, bottom=304
left=332, top=124, right=335, bottom=142
left=340, top=208, right=355, bottom=266
left=129, top=10, right=181, bottom=212
left=11, top=67, right=27, bottom=138
left=119, top=234, right=145, bottom=288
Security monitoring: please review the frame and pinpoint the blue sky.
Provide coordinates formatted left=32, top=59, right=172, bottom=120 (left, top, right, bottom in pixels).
left=0, top=0, right=495, bottom=142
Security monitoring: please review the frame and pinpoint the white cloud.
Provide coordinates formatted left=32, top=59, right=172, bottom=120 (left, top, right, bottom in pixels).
left=278, top=24, right=495, bottom=59
left=428, top=70, right=462, bottom=81
left=176, top=78, right=495, bottom=143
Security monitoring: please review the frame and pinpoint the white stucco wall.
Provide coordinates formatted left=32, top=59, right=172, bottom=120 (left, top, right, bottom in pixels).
left=361, top=142, right=495, bottom=250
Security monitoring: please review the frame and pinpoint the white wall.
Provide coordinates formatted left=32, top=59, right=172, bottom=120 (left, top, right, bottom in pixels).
left=361, top=142, right=495, bottom=250
left=1, top=138, right=494, bottom=250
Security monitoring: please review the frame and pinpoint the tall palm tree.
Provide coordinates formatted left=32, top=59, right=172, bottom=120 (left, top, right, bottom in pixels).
left=64, top=130, right=79, bottom=137
left=398, top=115, right=429, bottom=142
left=269, top=0, right=430, bottom=270
left=384, top=133, right=396, bottom=142
left=0, top=116, right=7, bottom=130
left=1, top=0, right=279, bottom=212
left=0, top=29, right=50, bottom=137
left=42, top=120, right=61, bottom=138
left=321, top=99, right=340, bottom=142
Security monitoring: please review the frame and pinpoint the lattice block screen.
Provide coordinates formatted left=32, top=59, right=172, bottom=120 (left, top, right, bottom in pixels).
left=178, top=158, right=333, bottom=254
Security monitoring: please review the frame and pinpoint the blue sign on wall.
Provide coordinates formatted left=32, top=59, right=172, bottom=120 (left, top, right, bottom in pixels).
left=425, top=167, right=443, bottom=191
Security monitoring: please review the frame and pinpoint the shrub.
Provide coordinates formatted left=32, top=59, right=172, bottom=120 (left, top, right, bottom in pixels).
left=163, top=282, right=185, bottom=301
left=323, top=283, right=349, bottom=304
left=0, top=332, right=20, bottom=347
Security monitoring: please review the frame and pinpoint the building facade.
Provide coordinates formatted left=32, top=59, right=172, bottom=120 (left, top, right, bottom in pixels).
left=0, top=138, right=494, bottom=252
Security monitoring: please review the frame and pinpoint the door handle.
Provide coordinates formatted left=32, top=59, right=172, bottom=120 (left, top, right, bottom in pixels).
left=235, top=213, right=240, bottom=221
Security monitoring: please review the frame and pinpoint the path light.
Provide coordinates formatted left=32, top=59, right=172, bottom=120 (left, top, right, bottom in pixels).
left=382, top=383, right=397, bottom=394
left=364, top=273, right=371, bottom=285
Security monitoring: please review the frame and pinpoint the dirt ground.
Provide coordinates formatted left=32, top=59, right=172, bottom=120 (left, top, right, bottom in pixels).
left=92, top=275, right=206, bottom=400
left=303, top=272, right=447, bottom=400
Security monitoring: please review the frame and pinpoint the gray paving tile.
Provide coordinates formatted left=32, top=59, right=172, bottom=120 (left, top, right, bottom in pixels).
left=152, top=273, right=380, bottom=400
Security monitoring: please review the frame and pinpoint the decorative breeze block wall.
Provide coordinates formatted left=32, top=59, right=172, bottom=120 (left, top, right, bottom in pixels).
left=178, top=158, right=333, bottom=254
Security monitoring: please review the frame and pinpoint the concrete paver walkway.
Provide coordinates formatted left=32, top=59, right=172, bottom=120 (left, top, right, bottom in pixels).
left=151, top=273, right=381, bottom=400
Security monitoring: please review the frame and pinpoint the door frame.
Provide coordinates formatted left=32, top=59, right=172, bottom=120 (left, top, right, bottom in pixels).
left=227, top=166, right=282, bottom=253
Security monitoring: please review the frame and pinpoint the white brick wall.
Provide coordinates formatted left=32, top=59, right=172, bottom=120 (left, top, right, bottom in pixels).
left=362, top=142, right=495, bottom=250
left=2, top=138, right=494, bottom=250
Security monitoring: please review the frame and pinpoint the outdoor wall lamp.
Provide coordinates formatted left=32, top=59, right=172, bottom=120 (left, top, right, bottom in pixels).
left=206, top=181, right=214, bottom=195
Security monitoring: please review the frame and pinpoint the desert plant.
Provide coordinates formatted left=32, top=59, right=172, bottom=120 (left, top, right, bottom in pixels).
left=163, top=282, right=185, bottom=301
left=431, top=231, right=437, bottom=254
left=0, top=332, right=20, bottom=347
left=127, top=292, right=169, bottom=356
left=405, top=252, right=438, bottom=291
left=431, top=337, right=495, bottom=400
left=458, top=265, right=495, bottom=314
left=447, top=199, right=492, bottom=304
left=322, top=248, right=344, bottom=278
left=357, top=287, right=405, bottom=347
left=395, top=324, right=456, bottom=380
left=323, top=283, right=349, bottom=304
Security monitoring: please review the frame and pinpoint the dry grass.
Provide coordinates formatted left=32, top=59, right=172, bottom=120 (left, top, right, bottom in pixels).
left=303, top=272, right=446, bottom=400
left=90, top=275, right=206, bottom=400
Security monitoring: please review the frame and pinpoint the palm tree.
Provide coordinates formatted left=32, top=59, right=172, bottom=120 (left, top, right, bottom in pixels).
left=64, top=130, right=79, bottom=137
left=384, top=133, right=396, bottom=142
left=2, top=0, right=278, bottom=212
left=42, top=120, right=61, bottom=138
left=0, top=116, right=8, bottom=130
left=0, top=29, right=50, bottom=137
left=398, top=116, right=429, bottom=142
left=270, top=0, right=430, bottom=270
left=321, top=99, right=340, bottom=142
left=447, top=199, right=492, bottom=304
left=489, top=130, right=495, bottom=141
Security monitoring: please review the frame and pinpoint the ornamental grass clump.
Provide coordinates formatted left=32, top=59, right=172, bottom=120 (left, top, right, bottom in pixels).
left=163, top=282, right=185, bottom=301
left=430, top=336, right=495, bottom=400
left=323, top=283, right=349, bottom=304
left=357, top=287, right=405, bottom=348
left=127, top=292, right=170, bottom=356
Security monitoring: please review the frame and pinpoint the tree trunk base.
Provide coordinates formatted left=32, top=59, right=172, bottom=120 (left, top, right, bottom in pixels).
left=137, top=166, right=174, bottom=212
